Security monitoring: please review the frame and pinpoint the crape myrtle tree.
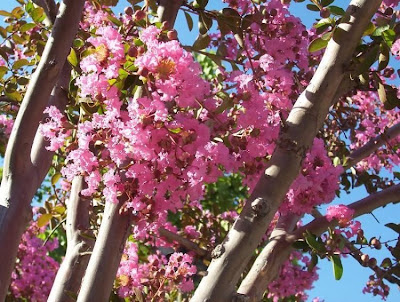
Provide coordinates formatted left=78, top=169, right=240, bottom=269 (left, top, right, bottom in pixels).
left=0, top=0, right=400, bottom=300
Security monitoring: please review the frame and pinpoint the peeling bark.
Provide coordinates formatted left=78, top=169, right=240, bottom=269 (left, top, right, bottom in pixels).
left=191, top=1, right=383, bottom=301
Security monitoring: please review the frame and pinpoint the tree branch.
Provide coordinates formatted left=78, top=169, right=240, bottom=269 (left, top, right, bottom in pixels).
left=0, top=0, right=85, bottom=299
left=341, top=234, right=400, bottom=286
left=191, top=1, right=382, bottom=301
left=345, top=122, right=400, bottom=168
left=295, top=183, right=400, bottom=239
left=159, top=227, right=209, bottom=258
left=236, top=117, right=400, bottom=301
left=75, top=3, right=184, bottom=302
left=157, top=0, right=183, bottom=27
left=76, top=200, right=131, bottom=302
left=48, top=176, right=94, bottom=302
left=237, top=183, right=399, bottom=301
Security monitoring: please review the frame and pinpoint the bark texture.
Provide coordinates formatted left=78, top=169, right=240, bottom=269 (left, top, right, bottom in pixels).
left=191, top=1, right=382, bottom=301
left=76, top=201, right=131, bottom=302
left=0, top=0, right=85, bottom=299
left=48, top=176, right=94, bottom=302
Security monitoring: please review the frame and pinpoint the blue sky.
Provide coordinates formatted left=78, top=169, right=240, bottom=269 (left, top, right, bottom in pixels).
left=1, top=0, right=399, bottom=301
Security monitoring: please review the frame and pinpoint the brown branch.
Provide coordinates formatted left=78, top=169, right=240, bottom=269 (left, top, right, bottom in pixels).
left=341, top=234, right=400, bottom=286
left=48, top=176, right=94, bottom=302
left=191, top=1, right=383, bottom=301
left=159, top=227, right=209, bottom=258
left=0, top=0, right=85, bottom=299
left=345, top=122, right=400, bottom=168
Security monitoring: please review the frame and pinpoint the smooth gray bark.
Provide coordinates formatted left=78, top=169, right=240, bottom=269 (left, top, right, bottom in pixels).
left=191, top=1, right=383, bottom=301
left=0, top=0, right=85, bottom=299
left=48, top=176, right=94, bottom=302
left=76, top=201, right=131, bottom=302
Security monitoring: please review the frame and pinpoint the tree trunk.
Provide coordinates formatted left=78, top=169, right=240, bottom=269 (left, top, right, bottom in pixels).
left=48, top=176, right=94, bottom=302
left=191, top=1, right=383, bottom=301
left=0, top=0, right=85, bottom=299
left=75, top=3, right=184, bottom=302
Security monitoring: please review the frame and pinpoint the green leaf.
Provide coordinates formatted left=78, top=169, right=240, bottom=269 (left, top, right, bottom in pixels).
left=0, top=66, right=8, bottom=78
left=305, top=232, right=326, bottom=253
left=385, top=223, right=400, bottom=234
left=107, top=15, right=122, bottom=27
left=31, top=7, right=46, bottom=23
left=192, top=34, right=210, bottom=51
left=54, top=205, right=66, bottom=215
left=0, top=10, right=13, bottom=17
left=67, top=48, right=78, bottom=67
left=355, top=44, right=379, bottom=75
left=378, top=43, right=390, bottom=71
left=329, top=6, right=345, bottom=16
left=308, top=37, right=328, bottom=52
left=315, top=18, right=333, bottom=29
left=382, top=29, right=396, bottom=47
left=373, top=25, right=390, bottom=37
left=73, top=38, right=84, bottom=48
left=0, top=26, right=6, bottom=39
left=12, top=58, right=29, bottom=70
left=168, top=127, right=182, bottom=134
left=321, top=0, right=334, bottom=6
left=378, top=82, right=399, bottom=110
left=363, top=22, right=376, bottom=36
left=333, top=156, right=340, bottom=167
left=199, top=11, right=213, bottom=35
left=292, top=239, right=309, bottom=250
left=308, top=253, right=319, bottom=271
left=19, top=23, right=36, bottom=33
left=37, top=213, right=52, bottom=228
left=51, top=173, right=61, bottom=186
left=184, top=12, right=193, bottom=31
left=330, top=255, right=343, bottom=280
left=306, top=4, right=319, bottom=11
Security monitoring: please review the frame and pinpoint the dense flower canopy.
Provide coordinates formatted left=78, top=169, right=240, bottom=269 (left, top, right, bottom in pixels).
left=0, top=0, right=399, bottom=301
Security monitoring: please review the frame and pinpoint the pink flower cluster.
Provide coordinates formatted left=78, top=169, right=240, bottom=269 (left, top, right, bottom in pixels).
left=9, top=222, right=59, bottom=301
left=39, top=106, right=71, bottom=151
left=116, top=241, right=196, bottom=299
left=383, top=0, right=400, bottom=7
left=325, top=204, right=354, bottom=225
left=0, top=114, right=14, bottom=136
left=280, top=139, right=343, bottom=215
left=267, top=251, right=319, bottom=302
left=349, top=91, right=400, bottom=172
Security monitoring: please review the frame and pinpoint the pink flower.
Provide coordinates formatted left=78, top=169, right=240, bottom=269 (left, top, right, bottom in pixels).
left=326, top=204, right=355, bottom=225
